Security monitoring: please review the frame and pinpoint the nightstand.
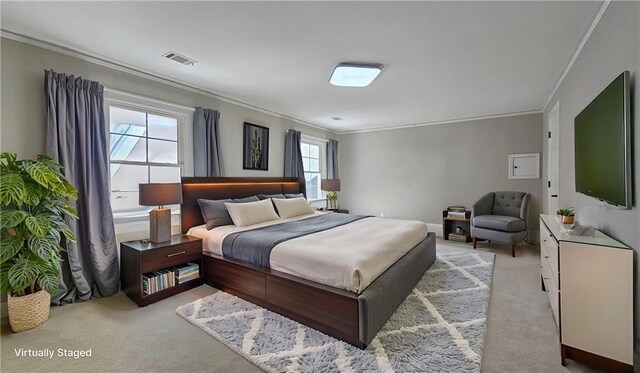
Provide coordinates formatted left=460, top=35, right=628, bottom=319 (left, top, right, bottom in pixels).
left=120, top=234, right=203, bottom=306
left=442, top=210, right=471, bottom=243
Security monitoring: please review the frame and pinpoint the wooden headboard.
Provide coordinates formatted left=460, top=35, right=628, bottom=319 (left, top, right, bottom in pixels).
left=180, top=177, right=305, bottom=233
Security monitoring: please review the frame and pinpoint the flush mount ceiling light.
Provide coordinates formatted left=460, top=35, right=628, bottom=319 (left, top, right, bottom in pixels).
left=329, top=62, right=383, bottom=87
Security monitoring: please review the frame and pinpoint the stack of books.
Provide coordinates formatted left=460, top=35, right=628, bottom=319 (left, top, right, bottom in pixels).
left=143, top=269, right=176, bottom=296
left=175, top=263, right=200, bottom=284
left=447, top=206, right=467, bottom=219
left=448, top=231, right=470, bottom=242
left=142, top=263, right=200, bottom=296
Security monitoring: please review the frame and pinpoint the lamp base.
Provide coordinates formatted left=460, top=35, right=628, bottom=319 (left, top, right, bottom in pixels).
left=149, top=208, right=171, bottom=243
left=325, top=192, right=339, bottom=210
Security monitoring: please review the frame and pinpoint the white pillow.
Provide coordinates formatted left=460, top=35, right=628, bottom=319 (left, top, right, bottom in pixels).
left=225, top=199, right=280, bottom=227
left=272, top=197, right=314, bottom=219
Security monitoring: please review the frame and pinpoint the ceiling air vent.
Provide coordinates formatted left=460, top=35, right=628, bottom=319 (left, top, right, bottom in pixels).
left=163, top=51, right=197, bottom=66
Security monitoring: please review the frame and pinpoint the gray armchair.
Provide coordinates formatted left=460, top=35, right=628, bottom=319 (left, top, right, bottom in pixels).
left=471, top=191, right=531, bottom=257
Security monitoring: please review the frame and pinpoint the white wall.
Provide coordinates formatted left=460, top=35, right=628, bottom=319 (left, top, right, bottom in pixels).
left=540, top=1, right=640, bottom=364
left=339, top=113, right=543, bottom=241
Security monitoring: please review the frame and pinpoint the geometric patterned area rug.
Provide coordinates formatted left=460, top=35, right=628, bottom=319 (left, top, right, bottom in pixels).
left=176, top=246, right=495, bottom=373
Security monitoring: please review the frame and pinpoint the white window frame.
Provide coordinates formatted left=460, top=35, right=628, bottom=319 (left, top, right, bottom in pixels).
left=104, top=89, right=194, bottom=221
left=300, top=135, right=328, bottom=202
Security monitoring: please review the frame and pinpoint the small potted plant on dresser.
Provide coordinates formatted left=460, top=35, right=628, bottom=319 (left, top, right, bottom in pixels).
left=556, top=208, right=575, bottom=224
left=0, top=153, right=78, bottom=332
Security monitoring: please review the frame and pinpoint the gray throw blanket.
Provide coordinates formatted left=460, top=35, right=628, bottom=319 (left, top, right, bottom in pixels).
left=222, top=213, right=369, bottom=268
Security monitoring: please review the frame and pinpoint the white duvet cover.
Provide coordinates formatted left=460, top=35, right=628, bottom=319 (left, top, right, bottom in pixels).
left=187, top=212, right=427, bottom=293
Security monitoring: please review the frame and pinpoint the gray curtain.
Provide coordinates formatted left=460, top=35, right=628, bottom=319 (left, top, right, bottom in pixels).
left=193, top=107, right=222, bottom=177
left=284, top=129, right=306, bottom=196
left=45, top=70, right=119, bottom=304
left=327, top=139, right=339, bottom=179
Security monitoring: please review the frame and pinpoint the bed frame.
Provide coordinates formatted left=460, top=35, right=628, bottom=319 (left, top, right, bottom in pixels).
left=181, top=177, right=436, bottom=348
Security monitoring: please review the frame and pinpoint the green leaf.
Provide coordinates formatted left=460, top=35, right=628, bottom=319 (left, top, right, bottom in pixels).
left=0, top=210, right=27, bottom=228
left=47, top=227, right=61, bottom=243
left=37, top=271, right=59, bottom=295
left=1, top=152, right=17, bottom=166
left=61, top=180, right=78, bottom=200
left=51, top=219, right=76, bottom=243
left=59, top=200, right=79, bottom=219
left=8, top=257, right=39, bottom=292
left=22, top=181, right=43, bottom=206
left=27, top=237, right=60, bottom=261
left=0, top=262, right=12, bottom=293
left=0, top=173, right=25, bottom=206
left=60, top=225, right=76, bottom=243
left=24, top=215, right=50, bottom=238
left=36, top=155, right=63, bottom=173
left=24, top=162, right=61, bottom=189
left=0, top=235, right=24, bottom=264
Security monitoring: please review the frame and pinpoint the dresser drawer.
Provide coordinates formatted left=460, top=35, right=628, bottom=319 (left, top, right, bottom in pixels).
left=540, top=221, right=559, bottom=284
left=541, top=257, right=560, bottom=329
left=142, top=241, right=202, bottom=273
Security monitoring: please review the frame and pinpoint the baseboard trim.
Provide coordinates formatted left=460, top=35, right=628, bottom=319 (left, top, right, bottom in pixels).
left=427, top=223, right=443, bottom=237
left=562, top=344, right=632, bottom=373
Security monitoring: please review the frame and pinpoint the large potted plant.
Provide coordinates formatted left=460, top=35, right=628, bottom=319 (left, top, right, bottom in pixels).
left=0, top=152, right=78, bottom=332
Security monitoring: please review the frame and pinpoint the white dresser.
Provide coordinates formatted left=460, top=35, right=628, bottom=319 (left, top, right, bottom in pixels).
left=539, top=215, right=633, bottom=372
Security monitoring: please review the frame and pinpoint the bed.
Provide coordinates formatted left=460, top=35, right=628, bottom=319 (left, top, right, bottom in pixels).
left=181, top=177, right=436, bottom=348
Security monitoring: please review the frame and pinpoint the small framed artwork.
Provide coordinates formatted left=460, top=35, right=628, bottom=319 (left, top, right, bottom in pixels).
left=243, top=122, right=269, bottom=171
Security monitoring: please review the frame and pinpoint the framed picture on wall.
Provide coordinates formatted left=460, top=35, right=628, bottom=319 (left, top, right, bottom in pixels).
left=243, top=122, right=269, bottom=171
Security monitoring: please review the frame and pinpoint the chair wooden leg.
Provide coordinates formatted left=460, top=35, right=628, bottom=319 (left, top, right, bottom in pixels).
left=472, top=237, right=477, bottom=249
left=511, top=244, right=516, bottom=257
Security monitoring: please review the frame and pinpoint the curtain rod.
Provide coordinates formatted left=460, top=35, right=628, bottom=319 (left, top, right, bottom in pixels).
left=104, top=87, right=196, bottom=112
left=300, top=133, right=331, bottom=143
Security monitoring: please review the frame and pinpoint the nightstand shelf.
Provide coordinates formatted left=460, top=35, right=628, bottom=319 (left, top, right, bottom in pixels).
left=120, top=234, right=203, bottom=306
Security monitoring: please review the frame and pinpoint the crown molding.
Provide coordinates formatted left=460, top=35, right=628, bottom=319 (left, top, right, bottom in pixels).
left=542, top=0, right=611, bottom=112
left=339, top=110, right=542, bottom=135
left=0, top=29, right=337, bottom=135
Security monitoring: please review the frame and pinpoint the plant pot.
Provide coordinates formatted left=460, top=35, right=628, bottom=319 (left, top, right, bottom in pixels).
left=561, top=215, right=575, bottom=224
left=7, top=290, right=51, bottom=332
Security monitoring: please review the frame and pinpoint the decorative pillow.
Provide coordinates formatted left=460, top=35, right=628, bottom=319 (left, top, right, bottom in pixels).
left=284, top=193, right=305, bottom=199
left=225, top=199, right=280, bottom=227
left=258, top=193, right=286, bottom=200
left=197, top=199, right=233, bottom=230
left=233, top=195, right=260, bottom=203
left=272, top=197, right=314, bottom=219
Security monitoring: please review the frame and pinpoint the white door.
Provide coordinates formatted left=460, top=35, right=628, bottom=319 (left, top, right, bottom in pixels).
left=548, top=101, right=560, bottom=214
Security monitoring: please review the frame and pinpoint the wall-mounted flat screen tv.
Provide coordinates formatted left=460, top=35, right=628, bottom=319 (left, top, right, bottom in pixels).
left=574, top=71, right=632, bottom=208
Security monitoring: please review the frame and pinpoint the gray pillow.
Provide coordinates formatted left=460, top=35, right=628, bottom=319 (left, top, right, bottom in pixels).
left=258, top=193, right=286, bottom=200
left=285, top=193, right=305, bottom=199
left=233, top=195, right=260, bottom=203
left=198, top=199, right=233, bottom=230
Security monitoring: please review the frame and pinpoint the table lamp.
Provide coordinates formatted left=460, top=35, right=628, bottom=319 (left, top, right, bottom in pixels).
left=321, top=179, right=340, bottom=210
left=139, top=183, right=182, bottom=243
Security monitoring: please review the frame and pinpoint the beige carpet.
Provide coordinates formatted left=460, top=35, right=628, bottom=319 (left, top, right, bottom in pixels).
left=1, top=239, right=596, bottom=373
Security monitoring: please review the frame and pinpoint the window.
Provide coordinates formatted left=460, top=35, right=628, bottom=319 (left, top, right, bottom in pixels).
left=108, top=106, right=182, bottom=213
left=301, top=139, right=325, bottom=200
